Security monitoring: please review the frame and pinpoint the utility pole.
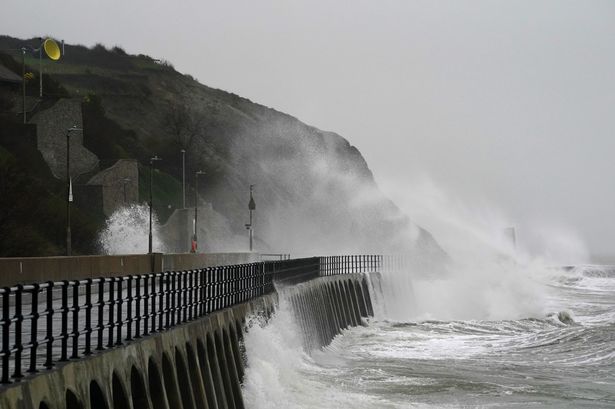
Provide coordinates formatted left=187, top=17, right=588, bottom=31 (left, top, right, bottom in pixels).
left=21, top=48, right=26, bottom=124
left=181, top=149, right=186, bottom=208
left=38, top=37, right=43, bottom=98
left=247, top=185, right=256, bottom=252
left=122, top=178, right=131, bottom=203
left=65, top=126, right=82, bottom=256
left=193, top=170, right=205, bottom=253
left=148, top=156, right=162, bottom=254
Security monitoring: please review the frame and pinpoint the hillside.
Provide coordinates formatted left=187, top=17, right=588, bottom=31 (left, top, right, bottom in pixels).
left=0, top=35, right=444, bottom=258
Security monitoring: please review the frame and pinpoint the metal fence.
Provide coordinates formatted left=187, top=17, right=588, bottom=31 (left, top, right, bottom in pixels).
left=320, top=255, right=382, bottom=276
left=0, top=255, right=381, bottom=384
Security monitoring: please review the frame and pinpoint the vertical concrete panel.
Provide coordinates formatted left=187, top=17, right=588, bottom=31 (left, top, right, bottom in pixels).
left=228, top=326, right=244, bottom=383
left=331, top=283, right=344, bottom=332
left=206, top=334, right=229, bottom=409
left=197, top=340, right=220, bottom=409
left=174, top=348, right=197, bottom=409
left=65, top=389, right=84, bottom=409
left=290, top=294, right=309, bottom=349
left=323, top=285, right=337, bottom=342
left=305, top=289, right=320, bottom=347
left=343, top=281, right=359, bottom=327
left=234, top=320, right=247, bottom=379
left=361, top=277, right=374, bottom=317
left=316, top=287, right=330, bottom=345
left=327, top=284, right=342, bottom=333
left=355, top=280, right=369, bottom=318
left=316, top=288, right=329, bottom=345
left=147, top=358, right=170, bottom=409
left=161, top=353, right=184, bottom=409
left=324, top=284, right=337, bottom=335
left=89, top=381, right=109, bottom=409
left=130, top=366, right=152, bottom=409
left=186, top=343, right=209, bottom=409
left=214, top=332, right=237, bottom=409
left=112, top=373, right=131, bottom=409
left=223, top=330, right=244, bottom=409
left=350, top=280, right=362, bottom=324
left=315, top=287, right=328, bottom=345
left=335, top=282, right=350, bottom=329
left=302, top=293, right=317, bottom=350
left=346, top=280, right=362, bottom=325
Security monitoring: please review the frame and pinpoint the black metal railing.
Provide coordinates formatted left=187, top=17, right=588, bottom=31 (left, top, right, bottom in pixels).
left=320, top=255, right=382, bottom=276
left=0, top=255, right=381, bottom=384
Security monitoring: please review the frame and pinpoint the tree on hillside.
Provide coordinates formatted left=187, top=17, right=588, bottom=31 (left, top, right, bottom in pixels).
left=162, top=102, right=204, bottom=151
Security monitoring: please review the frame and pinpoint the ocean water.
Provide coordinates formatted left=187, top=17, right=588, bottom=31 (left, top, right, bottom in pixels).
left=241, top=264, right=615, bottom=408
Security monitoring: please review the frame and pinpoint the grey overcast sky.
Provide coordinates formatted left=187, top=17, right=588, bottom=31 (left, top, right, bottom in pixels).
left=2, top=0, right=614, bottom=260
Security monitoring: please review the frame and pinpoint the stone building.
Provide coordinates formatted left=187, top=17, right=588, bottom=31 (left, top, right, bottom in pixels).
left=86, top=159, right=139, bottom=216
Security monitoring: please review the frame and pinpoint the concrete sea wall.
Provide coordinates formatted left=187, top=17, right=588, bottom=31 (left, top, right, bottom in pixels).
left=0, top=273, right=373, bottom=409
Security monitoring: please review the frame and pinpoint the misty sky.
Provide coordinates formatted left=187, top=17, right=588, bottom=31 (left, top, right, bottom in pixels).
left=2, top=1, right=614, bottom=260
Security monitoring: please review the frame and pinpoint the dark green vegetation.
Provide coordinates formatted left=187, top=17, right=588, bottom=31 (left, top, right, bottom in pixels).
left=0, top=35, right=444, bottom=258
left=0, top=125, right=101, bottom=256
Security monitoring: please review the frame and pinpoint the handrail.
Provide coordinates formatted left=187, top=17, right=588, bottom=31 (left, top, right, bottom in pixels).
left=0, top=255, right=382, bottom=384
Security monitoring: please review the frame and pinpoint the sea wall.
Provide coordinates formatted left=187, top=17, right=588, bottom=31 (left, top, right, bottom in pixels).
left=0, top=273, right=373, bottom=409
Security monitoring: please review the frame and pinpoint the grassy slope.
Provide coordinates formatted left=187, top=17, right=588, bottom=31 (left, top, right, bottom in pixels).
left=0, top=35, right=445, bottom=257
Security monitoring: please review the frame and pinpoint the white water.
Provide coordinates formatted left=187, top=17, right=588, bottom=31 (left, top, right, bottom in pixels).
left=97, top=204, right=168, bottom=254
left=241, top=264, right=615, bottom=408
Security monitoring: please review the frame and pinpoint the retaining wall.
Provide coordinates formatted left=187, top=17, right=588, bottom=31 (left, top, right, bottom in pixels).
left=0, top=273, right=373, bottom=409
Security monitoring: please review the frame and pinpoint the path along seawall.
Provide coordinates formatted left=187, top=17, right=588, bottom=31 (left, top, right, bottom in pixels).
left=0, top=256, right=379, bottom=409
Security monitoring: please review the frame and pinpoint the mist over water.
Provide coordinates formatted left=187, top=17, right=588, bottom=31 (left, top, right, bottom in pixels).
left=241, top=180, right=614, bottom=408
left=97, top=204, right=168, bottom=254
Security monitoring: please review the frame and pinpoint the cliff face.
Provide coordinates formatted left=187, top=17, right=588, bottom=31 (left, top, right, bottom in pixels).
left=0, top=36, right=443, bottom=258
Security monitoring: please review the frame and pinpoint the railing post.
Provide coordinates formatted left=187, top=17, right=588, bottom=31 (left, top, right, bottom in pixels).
left=182, top=271, right=188, bottom=323
left=1, top=288, right=11, bottom=383
left=70, top=281, right=80, bottom=359
left=143, top=275, right=149, bottom=336
left=84, top=279, right=92, bottom=356
left=188, top=270, right=193, bottom=321
left=127, top=276, right=133, bottom=341
left=28, top=284, right=39, bottom=373
left=135, top=275, right=141, bottom=338
left=116, top=277, right=123, bottom=346
left=199, top=268, right=205, bottom=316
left=96, top=278, right=105, bottom=351
left=165, top=273, right=171, bottom=329
left=60, top=281, right=69, bottom=361
left=158, top=274, right=164, bottom=331
left=12, top=285, right=23, bottom=379
left=206, top=268, right=212, bottom=314
left=107, top=278, right=115, bottom=349
left=44, top=282, right=54, bottom=369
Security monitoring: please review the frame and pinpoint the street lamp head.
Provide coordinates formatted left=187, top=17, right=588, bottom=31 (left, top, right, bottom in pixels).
left=150, top=156, right=162, bottom=164
left=67, top=125, right=82, bottom=133
left=195, top=170, right=206, bottom=176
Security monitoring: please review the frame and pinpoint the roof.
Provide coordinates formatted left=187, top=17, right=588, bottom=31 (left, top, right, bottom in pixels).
left=0, top=63, right=21, bottom=84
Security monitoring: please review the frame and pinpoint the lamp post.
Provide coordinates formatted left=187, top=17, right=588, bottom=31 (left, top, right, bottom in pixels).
left=121, top=178, right=131, bottom=203
left=192, top=170, right=206, bottom=253
left=10, top=38, right=62, bottom=123
left=65, top=125, right=82, bottom=256
left=148, top=156, right=162, bottom=254
left=21, top=47, right=26, bottom=124
left=181, top=149, right=186, bottom=209
left=246, top=184, right=256, bottom=252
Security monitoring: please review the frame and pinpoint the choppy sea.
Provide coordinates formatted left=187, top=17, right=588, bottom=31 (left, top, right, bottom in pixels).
left=241, top=264, right=615, bottom=408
